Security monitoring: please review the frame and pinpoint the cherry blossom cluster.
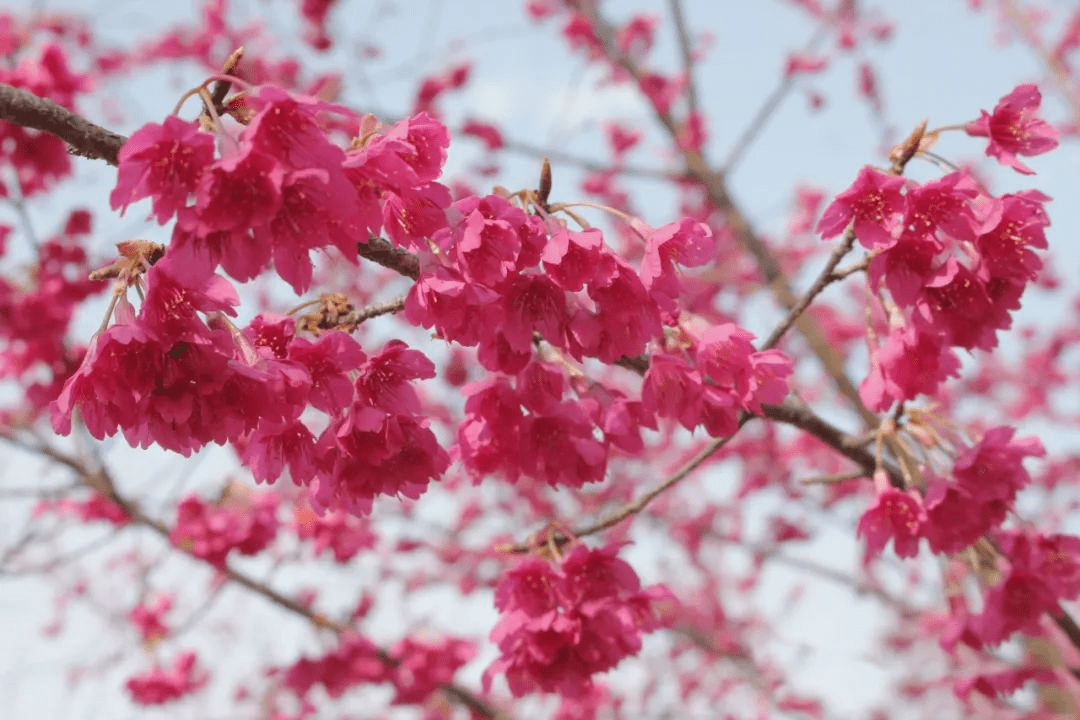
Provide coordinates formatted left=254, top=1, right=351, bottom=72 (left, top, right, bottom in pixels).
left=405, top=193, right=678, bottom=374
left=53, top=73, right=792, bottom=526
left=170, top=489, right=279, bottom=568
left=832, top=83, right=1076, bottom=656
left=819, top=84, right=1058, bottom=413
left=51, top=89, right=453, bottom=513
left=0, top=33, right=86, bottom=197
left=858, top=426, right=1045, bottom=563
left=42, top=72, right=760, bottom=701
left=125, top=650, right=208, bottom=706
left=283, top=633, right=474, bottom=710
left=483, top=544, right=669, bottom=698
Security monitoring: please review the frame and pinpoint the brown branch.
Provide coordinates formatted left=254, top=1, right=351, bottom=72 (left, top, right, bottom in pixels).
left=357, top=235, right=420, bottom=279
left=667, top=0, right=700, bottom=115
left=761, top=228, right=856, bottom=351
left=0, top=82, right=126, bottom=166
left=503, top=395, right=905, bottom=554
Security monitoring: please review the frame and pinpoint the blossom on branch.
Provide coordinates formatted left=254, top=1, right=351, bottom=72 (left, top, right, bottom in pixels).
left=484, top=545, right=669, bottom=697
left=965, top=83, right=1059, bottom=175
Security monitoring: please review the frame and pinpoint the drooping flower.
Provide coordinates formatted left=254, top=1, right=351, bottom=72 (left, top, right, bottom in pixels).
left=856, top=477, right=925, bottom=559
left=923, top=479, right=1008, bottom=554
left=817, top=166, right=907, bottom=249
left=543, top=225, right=604, bottom=292
left=312, top=352, right=449, bottom=517
left=859, top=322, right=961, bottom=410
left=582, top=258, right=662, bottom=363
left=913, top=258, right=1008, bottom=351
left=639, top=218, right=713, bottom=311
left=641, top=352, right=703, bottom=432
left=126, top=651, right=208, bottom=705
left=484, top=545, right=668, bottom=698
left=952, top=426, right=1044, bottom=505
left=965, top=83, right=1059, bottom=175
left=972, top=569, right=1058, bottom=645
left=518, top=401, right=608, bottom=488
left=170, top=492, right=279, bottom=568
left=243, top=85, right=349, bottom=171
left=974, top=190, right=1051, bottom=284
left=186, top=145, right=285, bottom=237
left=110, top=116, right=214, bottom=224
left=457, top=378, right=526, bottom=483
left=902, top=171, right=999, bottom=246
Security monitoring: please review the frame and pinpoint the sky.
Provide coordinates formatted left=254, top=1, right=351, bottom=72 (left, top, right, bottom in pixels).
left=0, top=1, right=1077, bottom=718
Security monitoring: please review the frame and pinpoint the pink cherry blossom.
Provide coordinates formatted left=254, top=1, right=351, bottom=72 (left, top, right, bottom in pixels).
left=170, top=491, right=279, bottom=568
left=965, top=83, right=1059, bottom=174
left=923, top=479, right=1008, bottom=555
left=542, top=225, right=604, bottom=292
left=126, top=650, right=208, bottom=705
left=292, top=504, right=377, bottom=563
left=110, top=116, right=214, bottom=224
left=457, top=378, right=527, bottom=483
left=972, top=569, right=1058, bottom=645
left=640, top=217, right=713, bottom=310
left=859, top=323, right=961, bottom=410
left=974, top=189, right=1051, bottom=283
left=485, top=545, right=668, bottom=698
left=128, top=594, right=173, bottom=643
left=388, top=637, right=475, bottom=704
left=952, top=426, right=1044, bottom=504
left=856, top=481, right=925, bottom=559
left=462, top=118, right=504, bottom=151
left=284, top=633, right=387, bottom=698
left=817, top=166, right=907, bottom=249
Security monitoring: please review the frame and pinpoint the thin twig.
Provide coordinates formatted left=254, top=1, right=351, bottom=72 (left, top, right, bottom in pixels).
left=667, top=0, right=700, bottom=115
left=720, top=21, right=832, bottom=174
left=349, top=295, right=406, bottom=324
left=501, top=136, right=679, bottom=181
left=761, top=228, right=856, bottom=351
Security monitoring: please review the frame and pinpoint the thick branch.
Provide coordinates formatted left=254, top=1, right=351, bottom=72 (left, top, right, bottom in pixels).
left=357, top=235, right=420, bottom=279
left=0, top=83, right=126, bottom=166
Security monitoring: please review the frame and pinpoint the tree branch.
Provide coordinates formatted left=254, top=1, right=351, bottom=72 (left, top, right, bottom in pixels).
left=0, top=82, right=126, bottom=166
